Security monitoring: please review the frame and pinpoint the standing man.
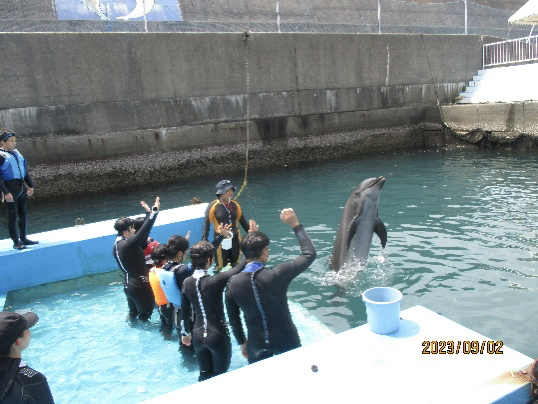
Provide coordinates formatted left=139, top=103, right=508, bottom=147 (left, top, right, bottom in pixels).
left=0, top=311, right=55, bottom=403
left=180, top=240, right=247, bottom=381
left=0, top=130, right=38, bottom=250
left=113, top=197, right=160, bottom=321
left=225, top=208, right=316, bottom=364
left=203, top=180, right=249, bottom=272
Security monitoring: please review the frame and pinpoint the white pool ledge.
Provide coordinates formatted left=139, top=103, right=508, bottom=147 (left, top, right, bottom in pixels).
left=0, top=204, right=208, bottom=294
left=143, top=305, right=532, bottom=404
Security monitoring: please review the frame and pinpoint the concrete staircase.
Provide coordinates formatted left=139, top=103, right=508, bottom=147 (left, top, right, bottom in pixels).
left=457, top=62, right=538, bottom=104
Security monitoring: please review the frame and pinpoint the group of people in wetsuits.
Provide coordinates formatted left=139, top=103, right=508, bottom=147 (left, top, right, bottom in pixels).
left=112, top=180, right=317, bottom=382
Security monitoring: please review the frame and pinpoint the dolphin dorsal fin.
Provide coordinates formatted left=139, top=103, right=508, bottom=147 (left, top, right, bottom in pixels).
left=374, top=217, right=387, bottom=248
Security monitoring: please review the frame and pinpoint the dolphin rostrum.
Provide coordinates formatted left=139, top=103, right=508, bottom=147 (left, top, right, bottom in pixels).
left=330, top=177, right=387, bottom=272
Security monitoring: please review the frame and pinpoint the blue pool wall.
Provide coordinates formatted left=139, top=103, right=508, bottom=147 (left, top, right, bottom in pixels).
left=0, top=204, right=208, bottom=297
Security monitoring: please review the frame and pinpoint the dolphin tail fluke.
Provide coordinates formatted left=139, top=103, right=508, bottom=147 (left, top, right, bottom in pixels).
left=346, top=215, right=360, bottom=250
left=374, top=217, right=387, bottom=248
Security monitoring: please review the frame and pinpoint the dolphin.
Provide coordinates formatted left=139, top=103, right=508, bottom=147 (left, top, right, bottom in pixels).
left=329, top=177, right=387, bottom=272
left=80, top=0, right=110, bottom=21
left=117, top=0, right=156, bottom=20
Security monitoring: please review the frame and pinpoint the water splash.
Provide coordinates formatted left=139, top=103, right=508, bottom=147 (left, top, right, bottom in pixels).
left=316, top=249, right=390, bottom=290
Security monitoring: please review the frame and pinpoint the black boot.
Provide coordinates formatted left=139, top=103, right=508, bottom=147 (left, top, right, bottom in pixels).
left=20, top=238, right=38, bottom=245
left=13, top=239, right=26, bottom=250
left=19, top=221, right=38, bottom=245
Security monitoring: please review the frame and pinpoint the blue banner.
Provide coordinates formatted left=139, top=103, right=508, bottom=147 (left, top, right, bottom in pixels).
left=56, top=0, right=182, bottom=21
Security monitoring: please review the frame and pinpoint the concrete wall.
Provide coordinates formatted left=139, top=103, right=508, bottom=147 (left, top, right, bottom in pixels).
left=0, top=32, right=485, bottom=167
left=442, top=102, right=538, bottom=150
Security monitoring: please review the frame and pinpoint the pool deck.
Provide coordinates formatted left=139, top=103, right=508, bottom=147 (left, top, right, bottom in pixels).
left=143, top=305, right=532, bottom=404
left=0, top=203, right=208, bottom=296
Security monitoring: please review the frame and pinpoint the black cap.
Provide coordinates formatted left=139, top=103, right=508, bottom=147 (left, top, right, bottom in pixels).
left=0, top=312, right=39, bottom=351
left=216, top=180, right=236, bottom=196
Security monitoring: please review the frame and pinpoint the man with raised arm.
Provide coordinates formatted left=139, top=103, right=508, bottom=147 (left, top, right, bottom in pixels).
left=112, top=197, right=160, bottom=321
left=225, top=208, right=316, bottom=364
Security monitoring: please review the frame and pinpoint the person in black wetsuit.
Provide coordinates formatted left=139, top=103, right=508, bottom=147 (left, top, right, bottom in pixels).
left=225, top=208, right=316, bottom=364
left=134, top=215, right=160, bottom=270
left=0, top=311, right=55, bottom=404
left=113, top=197, right=160, bottom=321
left=181, top=220, right=257, bottom=381
left=203, top=180, right=249, bottom=272
left=0, top=130, right=38, bottom=250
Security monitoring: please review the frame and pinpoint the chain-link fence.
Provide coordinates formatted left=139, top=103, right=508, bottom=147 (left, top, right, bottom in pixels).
left=0, top=0, right=531, bottom=39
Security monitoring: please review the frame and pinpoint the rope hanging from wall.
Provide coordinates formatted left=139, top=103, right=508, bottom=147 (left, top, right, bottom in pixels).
left=235, top=30, right=251, bottom=199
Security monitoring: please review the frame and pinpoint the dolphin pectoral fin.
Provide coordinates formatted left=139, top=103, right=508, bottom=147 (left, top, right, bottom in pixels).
left=374, top=217, right=387, bottom=248
left=346, top=215, right=360, bottom=250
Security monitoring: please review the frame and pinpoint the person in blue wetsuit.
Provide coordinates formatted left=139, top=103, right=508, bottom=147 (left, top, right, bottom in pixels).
left=0, top=130, right=38, bottom=250
left=0, top=311, right=55, bottom=404
left=113, top=197, right=160, bottom=321
left=160, top=235, right=191, bottom=337
left=225, top=208, right=316, bottom=364
left=181, top=220, right=257, bottom=381
left=161, top=226, right=231, bottom=341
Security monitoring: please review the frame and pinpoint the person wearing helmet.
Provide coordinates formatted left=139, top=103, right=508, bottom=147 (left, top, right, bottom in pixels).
left=202, top=180, right=249, bottom=272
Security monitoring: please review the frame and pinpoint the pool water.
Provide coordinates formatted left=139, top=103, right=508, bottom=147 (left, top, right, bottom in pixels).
left=4, top=148, right=538, bottom=401
left=5, top=272, right=332, bottom=403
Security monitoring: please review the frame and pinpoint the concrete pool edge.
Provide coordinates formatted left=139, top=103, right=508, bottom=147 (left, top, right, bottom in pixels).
left=143, top=305, right=533, bottom=404
left=0, top=203, right=208, bottom=295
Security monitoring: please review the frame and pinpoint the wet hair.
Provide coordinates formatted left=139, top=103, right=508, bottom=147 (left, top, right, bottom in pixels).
left=133, top=216, right=145, bottom=232
left=168, top=235, right=189, bottom=258
left=189, top=240, right=214, bottom=268
left=0, top=330, right=24, bottom=356
left=240, top=231, right=270, bottom=259
left=114, top=217, right=134, bottom=235
left=151, top=244, right=170, bottom=265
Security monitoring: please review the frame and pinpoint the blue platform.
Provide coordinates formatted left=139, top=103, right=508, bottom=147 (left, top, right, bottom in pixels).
left=0, top=203, right=208, bottom=295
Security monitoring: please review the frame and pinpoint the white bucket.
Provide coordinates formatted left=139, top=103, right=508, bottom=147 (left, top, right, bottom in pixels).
left=362, top=287, right=403, bottom=335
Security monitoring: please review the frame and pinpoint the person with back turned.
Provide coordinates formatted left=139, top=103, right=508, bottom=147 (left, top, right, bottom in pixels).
left=0, top=129, right=38, bottom=250
left=113, top=197, right=160, bottom=321
left=0, top=311, right=55, bottom=403
left=180, top=218, right=257, bottom=381
left=225, top=208, right=316, bottom=364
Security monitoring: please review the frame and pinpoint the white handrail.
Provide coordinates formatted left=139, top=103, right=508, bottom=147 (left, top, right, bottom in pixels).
left=483, top=35, right=538, bottom=68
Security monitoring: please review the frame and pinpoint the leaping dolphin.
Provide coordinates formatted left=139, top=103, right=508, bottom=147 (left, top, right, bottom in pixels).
left=117, top=0, right=156, bottom=20
left=329, top=177, right=387, bottom=272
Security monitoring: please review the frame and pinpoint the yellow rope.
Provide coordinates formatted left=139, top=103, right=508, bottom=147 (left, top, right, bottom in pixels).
left=236, top=34, right=250, bottom=199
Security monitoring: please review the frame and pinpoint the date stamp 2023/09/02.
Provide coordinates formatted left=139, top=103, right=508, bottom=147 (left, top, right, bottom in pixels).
left=422, top=340, right=504, bottom=355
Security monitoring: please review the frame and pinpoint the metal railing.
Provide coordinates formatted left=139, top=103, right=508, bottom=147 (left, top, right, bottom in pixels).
left=483, top=35, right=538, bottom=68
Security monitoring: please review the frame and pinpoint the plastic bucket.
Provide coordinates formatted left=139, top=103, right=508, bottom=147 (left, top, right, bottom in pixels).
left=362, top=287, right=403, bottom=334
